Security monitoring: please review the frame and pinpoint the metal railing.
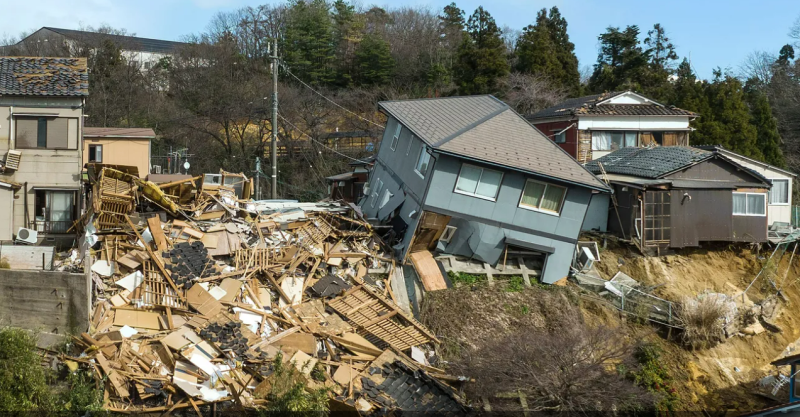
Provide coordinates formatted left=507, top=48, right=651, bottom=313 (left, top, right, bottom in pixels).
left=29, top=220, right=73, bottom=234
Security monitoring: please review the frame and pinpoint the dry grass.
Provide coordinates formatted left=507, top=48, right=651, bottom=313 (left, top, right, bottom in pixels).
left=675, top=295, right=729, bottom=349
left=0, top=257, right=9, bottom=269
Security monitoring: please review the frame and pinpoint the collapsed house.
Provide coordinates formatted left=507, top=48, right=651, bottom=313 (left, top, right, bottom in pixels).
left=52, top=167, right=466, bottom=414
left=359, top=95, right=611, bottom=284
left=584, top=146, right=773, bottom=252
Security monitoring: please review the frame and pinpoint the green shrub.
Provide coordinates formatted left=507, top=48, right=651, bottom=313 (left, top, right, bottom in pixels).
left=505, top=276, right=525, bottom=292
left=631, top=343, right=679, bottom=412
left=0, top=328, right=56, bottom=412
left=446, top=270, right=486, bottom=286
left=263, top=353, right=330, bottom=414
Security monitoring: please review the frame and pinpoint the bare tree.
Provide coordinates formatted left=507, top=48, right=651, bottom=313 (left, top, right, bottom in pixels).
left=461, top=325, right=653, bottom=413
left=739, top=50, right=777, bottom=86
left=502, top=72, right=567, bottom=115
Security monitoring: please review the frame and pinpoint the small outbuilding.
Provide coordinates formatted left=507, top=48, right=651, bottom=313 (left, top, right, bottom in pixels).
left=585, top=147, right=772, bottom=251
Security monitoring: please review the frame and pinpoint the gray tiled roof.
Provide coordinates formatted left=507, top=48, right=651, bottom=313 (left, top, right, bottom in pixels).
left=585, top=147, right=713, bottom=179
left=0, top=57, right=88, bottom=96
left=379, top=95, right=609, bottom=191
left=43, top=27, right=187, bottom=54
left=527, top=91, right=697, bottom=119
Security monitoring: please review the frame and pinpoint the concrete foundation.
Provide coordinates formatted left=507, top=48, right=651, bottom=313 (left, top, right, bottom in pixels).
left=0, top=269, right=90, bottom=335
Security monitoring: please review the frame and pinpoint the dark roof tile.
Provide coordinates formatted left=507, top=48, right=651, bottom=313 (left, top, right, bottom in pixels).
left=527, top=91, right=697, bottom=119
left=42, top=27, right=187, bottom=54
left=0, top=57, right=88, bottom=96
left=585, top=147, right=712, bottom=178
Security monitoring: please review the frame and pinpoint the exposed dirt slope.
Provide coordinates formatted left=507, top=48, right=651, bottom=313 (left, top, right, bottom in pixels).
left=422, top=241, right=800, bottom=412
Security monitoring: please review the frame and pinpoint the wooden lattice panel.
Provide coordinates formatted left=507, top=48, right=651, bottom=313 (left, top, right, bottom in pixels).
left=327, top=285, right=436, bottom=351
left=234, top=248, right=286, bottom=270
left=131, top=261, right=187, bottom=309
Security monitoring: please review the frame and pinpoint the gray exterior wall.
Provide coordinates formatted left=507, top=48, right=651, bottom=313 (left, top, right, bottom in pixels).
left=582, top=193, right=610, bottom=233
left=423, top=154, right=593, bottom=283
left=362, top=116, right=434, bottom=254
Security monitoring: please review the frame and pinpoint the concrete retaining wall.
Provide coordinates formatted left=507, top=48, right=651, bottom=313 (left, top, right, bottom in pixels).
left=0, top=269, right=90, bottom=334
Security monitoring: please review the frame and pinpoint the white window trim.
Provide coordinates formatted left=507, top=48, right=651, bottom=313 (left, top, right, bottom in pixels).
left=406, top=135, right=414, bottom=156
left=732, top=192, right=767, bottom=216
left=414, top=146, right=430, bottom=178
left=379, top=189, right=393, bottom=209
left=453, top=163, right=503, bottom=201
left=439, top=225, right=457, bottom=243
left=518, top=179, right=567, bottom=217
left=369, top=178, right=384, bottom=208
left=390, top=124, right=402, bottom=151
left=769, top=178, right=790, bottom=206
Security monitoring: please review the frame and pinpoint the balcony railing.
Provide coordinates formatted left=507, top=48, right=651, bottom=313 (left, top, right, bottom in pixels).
left=29, top=220, right=73, bottom=234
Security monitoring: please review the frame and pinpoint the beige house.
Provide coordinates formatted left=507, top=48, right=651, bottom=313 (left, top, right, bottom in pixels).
left=83, top=127, right=154, bottom=177
left=0, top=57, right=88, bottom=243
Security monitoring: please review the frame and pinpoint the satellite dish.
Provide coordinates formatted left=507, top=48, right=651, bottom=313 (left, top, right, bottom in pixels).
left=183, top=161, right=190, bottom=170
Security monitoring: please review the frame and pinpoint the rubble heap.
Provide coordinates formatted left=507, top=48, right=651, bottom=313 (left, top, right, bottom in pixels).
left=58, top=167, right=467, bottom=414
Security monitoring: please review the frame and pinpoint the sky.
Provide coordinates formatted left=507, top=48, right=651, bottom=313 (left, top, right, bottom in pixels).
left=2, top=0, right=799, bottom=80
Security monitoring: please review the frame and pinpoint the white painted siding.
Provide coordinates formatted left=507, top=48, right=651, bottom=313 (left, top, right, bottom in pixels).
left=721, top=152, right=795, bottom=225
left=578, top=116, right=690, bottom=130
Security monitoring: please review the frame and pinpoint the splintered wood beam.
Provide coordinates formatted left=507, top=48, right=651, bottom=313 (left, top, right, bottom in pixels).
left=125, top=215, right=185, bottom=301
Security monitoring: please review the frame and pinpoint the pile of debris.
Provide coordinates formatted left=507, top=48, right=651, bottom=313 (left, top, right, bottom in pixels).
left=57, top=167, right=467, bottom=414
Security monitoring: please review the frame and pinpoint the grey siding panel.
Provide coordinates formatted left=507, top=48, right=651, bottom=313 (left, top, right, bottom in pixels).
left=582, top=193, right=610, bottom=232
left=15, top=118, right=38, bottom=148
left=669, top=189, right=767, bottom=247
left=375, top=116, right=429, bottom=200
left=425, top=155, right=590, bottom=240
left=732, top=215, right=768, bottom=242
left=47, top=117, right=69, bottom=149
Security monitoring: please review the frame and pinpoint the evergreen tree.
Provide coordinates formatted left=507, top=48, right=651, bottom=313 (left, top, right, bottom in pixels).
left=354, top=34, right=395, bottom=85
left=515, top=7, right=579, bottom=92
left=283, top=0, right=336, bottom=85
left=746, top=88, right=785, bottom=167
left=454, top=6, right=509, bottom=94
left=430, top=3, right=466, bottom=91
left=778, top=44, right=795, bottom=66
left=331, top=0, right=363, bottom=86
left=588, top=25, right=649, bottom=92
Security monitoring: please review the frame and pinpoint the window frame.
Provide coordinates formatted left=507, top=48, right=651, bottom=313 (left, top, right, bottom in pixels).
left=732, top=192, right=767, bottom=216
left=414, top=146, right=431, bottom=178
left=518, top=178, right=568, bottom=216
left=439, top=225, right=457, bottom=243
left=369, top=178, right=384, bottom=208
left=591, top=130, right=639, bottom=151
left=769, top=178, right=790, bottom=206
left=88, top=144, right=103, bottom=163
left=453, top=163, right=504, bottom=201
left=15, top=116, right=79, bottom=150
left=390, top=124, right=402, bottom=151
left=379, top=189, right=393, bottom=209
left=552, top=130, right=566, bottom=144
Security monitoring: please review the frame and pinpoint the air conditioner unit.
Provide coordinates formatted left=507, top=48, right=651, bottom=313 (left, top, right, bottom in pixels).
left=15, top=227, right=38, bottom=245
left=152, top=165, right=162, bottom=174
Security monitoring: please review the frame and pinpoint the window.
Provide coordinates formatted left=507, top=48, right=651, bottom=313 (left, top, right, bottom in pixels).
left=379, top=189, right=393, bottom=209
left=16, top=116, right=76, bottom=149
left=390, top=124, right=402, bottom=151
left=519, top=179, right=567, bottom=215
left=733, top=192, right=766, bottom=216
left=770, top=179, right=790, bottom=205
left=33, top=190, right=77, bottom=233
left=415, top=147, right=431, bottom=177
left=454, top=163, right=503, bottom=200
left=88, top=144, right=103, bottom=163
left=369, top=178, right=384, bottom=208
left=591, top=131, right=638, bottom=151
left=144, top=61, right=152, bottom=70
left=406, top=135, right=414, bottom=155
left=553, top=130, right=566, bottom=144
left=439, top=225, right=457, bottom=243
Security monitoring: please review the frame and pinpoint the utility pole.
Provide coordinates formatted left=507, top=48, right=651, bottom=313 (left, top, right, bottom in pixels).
left=269, top=38, right=278, bottom=199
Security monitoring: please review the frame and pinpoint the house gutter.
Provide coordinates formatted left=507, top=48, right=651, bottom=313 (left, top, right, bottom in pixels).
left=431, top=148, right=611, bottom=193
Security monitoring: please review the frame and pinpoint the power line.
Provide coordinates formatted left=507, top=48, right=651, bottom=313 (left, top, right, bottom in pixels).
left=279, top=62, right=385, bottom=129
left=277, top=113, right=374, bottom=163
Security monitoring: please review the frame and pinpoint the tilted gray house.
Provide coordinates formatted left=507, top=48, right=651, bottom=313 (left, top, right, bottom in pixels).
left=359, top=95, right=611, bottom=284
